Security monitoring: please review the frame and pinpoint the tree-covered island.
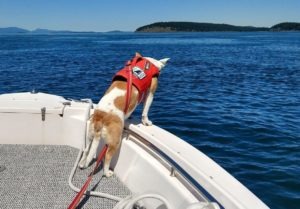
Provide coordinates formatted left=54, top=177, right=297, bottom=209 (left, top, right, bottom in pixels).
left=136, top=22, right=300, bottom=32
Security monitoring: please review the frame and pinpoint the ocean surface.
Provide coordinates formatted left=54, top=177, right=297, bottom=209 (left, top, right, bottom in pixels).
left=0, top=32, right=299, bottom=209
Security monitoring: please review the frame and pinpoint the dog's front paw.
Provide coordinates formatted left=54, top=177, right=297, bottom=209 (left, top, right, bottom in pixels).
left=104, top=170, right=114, bottom=178
left=142, top=116, right=153, bottom=126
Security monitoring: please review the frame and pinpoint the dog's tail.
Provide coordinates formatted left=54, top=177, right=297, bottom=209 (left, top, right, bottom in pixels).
left=91, top=109, right=106, bottom=134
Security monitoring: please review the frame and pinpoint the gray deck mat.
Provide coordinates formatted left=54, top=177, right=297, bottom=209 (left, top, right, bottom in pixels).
left=0, top=145, right=131, bottom=209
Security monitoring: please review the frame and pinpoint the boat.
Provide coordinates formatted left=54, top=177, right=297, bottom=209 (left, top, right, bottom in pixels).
left=0, top=92, right=269, bottom=209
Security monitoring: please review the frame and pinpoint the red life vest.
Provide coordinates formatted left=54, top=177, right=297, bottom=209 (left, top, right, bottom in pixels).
left=113, top=56, right=160, bottom=103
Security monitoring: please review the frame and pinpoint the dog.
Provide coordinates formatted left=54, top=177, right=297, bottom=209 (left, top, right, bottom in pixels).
left=78, top=52, right=169, bottom=177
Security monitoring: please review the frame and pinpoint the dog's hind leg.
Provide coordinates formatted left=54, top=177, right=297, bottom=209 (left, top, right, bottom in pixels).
left=78, top=140, right=92, bottom=169
left=78, top=123, right=94, bottom=169
left=80, top=110, right=105, bottom=168
left=104, top=142, right=120, bottom=177
left=84, top=132, right=101, bottom=168
left=81, top=122, right=102, bottom=169
left=103, top=120, right=123, bottom=177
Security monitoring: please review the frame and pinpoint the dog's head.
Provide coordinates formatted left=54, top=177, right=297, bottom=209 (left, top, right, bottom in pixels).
left=136, top=52, right=170, bottom=72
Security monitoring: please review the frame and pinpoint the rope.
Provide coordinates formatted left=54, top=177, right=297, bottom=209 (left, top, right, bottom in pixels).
left=68, top=148, right=172, bottom=209
left=68, top=148, right=123, bottom=202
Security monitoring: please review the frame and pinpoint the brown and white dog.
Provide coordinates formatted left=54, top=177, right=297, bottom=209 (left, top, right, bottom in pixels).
left=78, top=53, right=169, bottom=177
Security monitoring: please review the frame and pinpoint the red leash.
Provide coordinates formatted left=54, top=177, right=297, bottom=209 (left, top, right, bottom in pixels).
left=68, top=145, right=108, bottom=209
left=123, top=64, right=133, bottom=114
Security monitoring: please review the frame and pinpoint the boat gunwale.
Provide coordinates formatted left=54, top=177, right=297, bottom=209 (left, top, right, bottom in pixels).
left=123, top=127, right=225, bottom=209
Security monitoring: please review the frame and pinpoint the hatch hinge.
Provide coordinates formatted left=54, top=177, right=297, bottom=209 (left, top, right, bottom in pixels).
left=41, top=107, right=46, bottom=121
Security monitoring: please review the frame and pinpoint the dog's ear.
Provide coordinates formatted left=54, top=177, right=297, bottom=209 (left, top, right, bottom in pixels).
left=159, top=58, right=170, bottom=67
left=135, top=52, right=142, bottom=57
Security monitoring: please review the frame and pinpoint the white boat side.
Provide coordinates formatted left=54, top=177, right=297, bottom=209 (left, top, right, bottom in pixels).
left=0, top=92, right=269, bottom=209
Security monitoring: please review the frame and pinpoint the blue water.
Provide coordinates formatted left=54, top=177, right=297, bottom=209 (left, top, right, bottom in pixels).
left=0, top=32, right=299, bottom=209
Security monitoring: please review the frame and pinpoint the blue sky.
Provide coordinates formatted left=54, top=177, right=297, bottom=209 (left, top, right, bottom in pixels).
left=0, top=0, right=299, bottom=32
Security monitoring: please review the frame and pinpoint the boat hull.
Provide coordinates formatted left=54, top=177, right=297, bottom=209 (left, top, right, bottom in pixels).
left=0, top=92, right=269, bottom=209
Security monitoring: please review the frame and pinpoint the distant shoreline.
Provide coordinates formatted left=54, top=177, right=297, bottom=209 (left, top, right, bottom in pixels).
left=0, top=27, right=130, bottom=34
left=135, top=22, right=300, bottom=33
left=0, top=22, right=300, bottom=34
left=1, top=31, right=300, bottom=36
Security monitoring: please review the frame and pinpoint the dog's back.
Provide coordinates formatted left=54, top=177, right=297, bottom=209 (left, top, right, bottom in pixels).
left=97, top=81, right=139, bottom=120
